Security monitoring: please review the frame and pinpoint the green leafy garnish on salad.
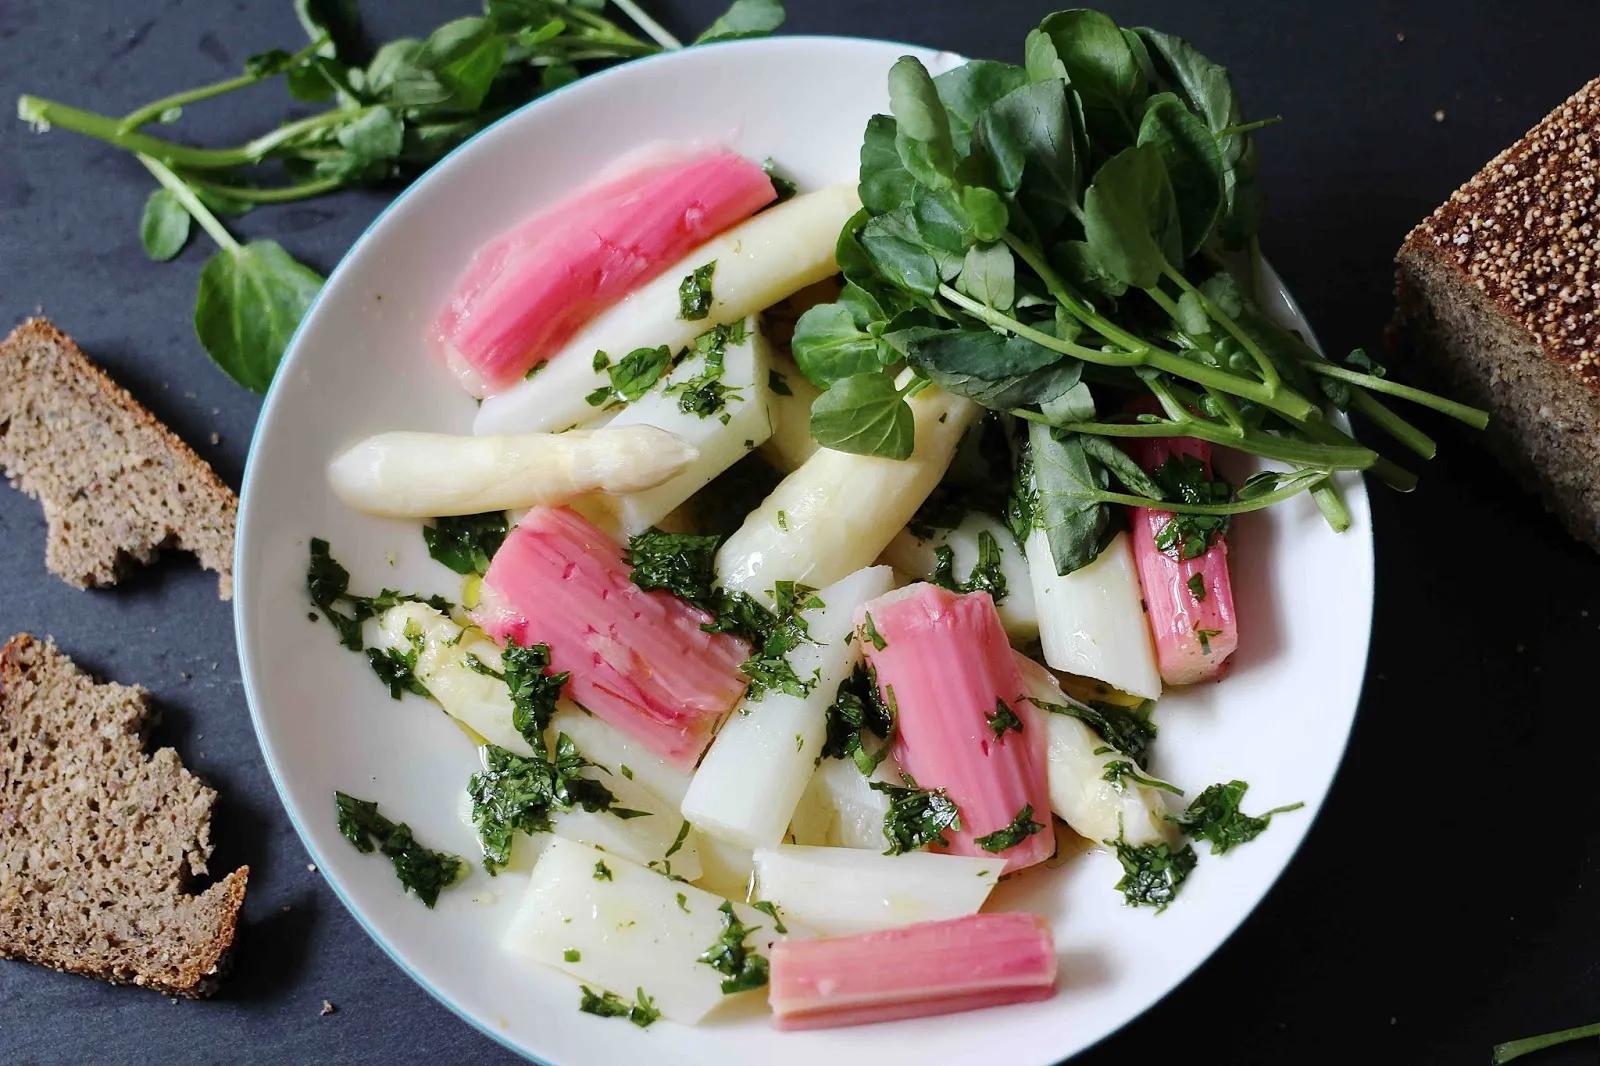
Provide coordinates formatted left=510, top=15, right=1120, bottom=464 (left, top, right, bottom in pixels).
left=1169, top=780, right=1303, bottom=854
left=929, top=529, right=1009, bottom=602
left=334, top=792, right=462, bottom=908
left=823, top=664, right=897, bottom=775
left=501, top=639, right=570, bottom=748
left=1027, top=695, right=1157, bottom=766
left=698, top=901, right=769, bottom=994
left=579, top=985, right=659, bottom=1028
left=1110, top=838, right=1197, bottom=911
left=871, top=775, right=962, bottom=854
left=423, top=511, right=508, bottom=576
left=678, top=260, right=717, bottom=320
left=985, top=699, right=1024, bottom=738
left=974, top=804, right=1045, bottom=852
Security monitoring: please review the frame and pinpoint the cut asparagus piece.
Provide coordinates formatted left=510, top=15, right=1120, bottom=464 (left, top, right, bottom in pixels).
left=1026, top=529, right=1163, bottom=701
left=857, top=584, right=1055, bottom=873
left=752, top=845, right=1004, bottom=936
left=475, top=506, right=749, bottom=766
left=788, top=755, right=899, bottom=850
left=682, top=565, right=896, bottom=849
left=769, top=912, right=1057, bottom=1030
left=474, top=184, right=860, bottom=435
left=716, top=379, right=978, bottom=608
left=759, top=350, right=822, bottom=472
left=880, top=511, right=1037, bottom=640
left=548, top=706, right=692, bottom=809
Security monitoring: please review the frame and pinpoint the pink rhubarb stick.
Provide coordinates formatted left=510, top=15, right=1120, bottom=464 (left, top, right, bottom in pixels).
left=433, top=146, right=776, bottom=396
left=474, top=506, right=749, bottom=766
left=857, top=584, right=1054, bottom=873
left=1128, top=437, right=1239, bottom=685
left=769, top=912, right=1057, bottom=1030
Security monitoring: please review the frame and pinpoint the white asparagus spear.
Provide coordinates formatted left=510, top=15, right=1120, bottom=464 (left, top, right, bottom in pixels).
left=760, top=350, right=822, bottom=472
left=327, top=425, right=695, bottom=518
left=1026, top=529, right=1163, bottom=701
left=504, top=837, right=799, bottom=1023
left=589, top=317, right=774, bottom=537
left=751, top=845, right=1004, bottom=936
left=1013, top=652, right=1171, bottom=847
left=547, top=706, right=692, bottom=809
left=681, top=565, right=896, bottom=849
left=787, top=755, right=900, bottom=850
left=474, top=184, right=861, bottom=437
left=879, top=511, right=1039, bottom=641
left=715, top=379, right=978, bottom=608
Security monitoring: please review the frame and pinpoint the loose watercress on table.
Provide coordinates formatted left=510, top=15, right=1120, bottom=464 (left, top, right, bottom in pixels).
left=790, top=6, right=1485, bottom=578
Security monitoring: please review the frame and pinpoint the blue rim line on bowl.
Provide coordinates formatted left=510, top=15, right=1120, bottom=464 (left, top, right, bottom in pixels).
left=232, top=34, right=1375, bottom=1066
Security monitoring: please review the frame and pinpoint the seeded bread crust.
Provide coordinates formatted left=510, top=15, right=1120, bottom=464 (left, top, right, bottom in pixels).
left=1394, top=77, right=1600, bottom=548
left=0, top=634, right=248, bottom=996
left=0, top=318, right=237, bottom=597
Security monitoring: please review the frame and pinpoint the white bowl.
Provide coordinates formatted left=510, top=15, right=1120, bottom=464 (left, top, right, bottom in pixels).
left=235, top=35, right=1373, bottom=1066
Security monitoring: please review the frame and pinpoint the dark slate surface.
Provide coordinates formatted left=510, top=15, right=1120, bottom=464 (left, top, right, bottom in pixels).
left=1, top=2, right=1597, bottom=1063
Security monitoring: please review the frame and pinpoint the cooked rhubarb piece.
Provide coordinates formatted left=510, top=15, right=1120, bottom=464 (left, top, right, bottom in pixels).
left=434, top=147, right=775, bottom=396
left=768, top=912, right=1056, bottom=1030
left=856, top=584, right=1054, bottom=873
left=1128, top=437, right=1239, bottom=684
left=473, top=506, right=748, bottom=766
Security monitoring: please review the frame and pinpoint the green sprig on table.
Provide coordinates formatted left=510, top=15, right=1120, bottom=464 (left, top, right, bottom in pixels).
left=14, top=0, right=784, bottom=392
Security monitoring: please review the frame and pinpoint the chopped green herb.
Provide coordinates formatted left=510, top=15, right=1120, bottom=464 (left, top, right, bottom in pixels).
left=974, top=804, right=1045, bottom=853
left=752, top=900, right=787, bottom=934
left=563, top=948, right=582, bottom=963
left=1150, top=455, right=1232, bottom=560
left=1110, top=838, right=1197, bottom=911
left=619, top=764, right=634, bottom=780
left=305, top=538, right=451, bottom=653
left=463, top=653, right=501, bottom=678
left=1195, top=626, right=1222, bottom=654
left=1004, top=445, right=1039, bottom=545
left=698, top=901, right=769, bottom=994
left=871, top=775, right=962, bottom=854
left=667, top=323, right=742, bottom=418
left=593, top=860, right=613, bottom=881
left=762, top=157, right=798, bottom=202
left=502, top=640, right=569, bottom=748
left=365, top=644, right=427, bottom=700
left=1187, top=573, right=1207, bottom=602
left=985, top=698, right=1024, bottom=739
left=794, top=733, right=804, bottom=751
left=334, top=792, right=462, bottom=907
left=860, top=612, right=887, bottom=650
left=1170, top=780, right=1303, bottom=854
left=1102, top=760, right=1184, bottom=796
left=626, top=528, right=721, bottom=609
left=822, top=664, right=897, bottom=774
left=768, top=368, right=793, bottom=396
left=467, top=735, right=626, bottom=874
left=578, top=985, right=659, bottom=1028
left=739, top=582, right=823, bottom=701
left=776, top=509, right=789, bottom=531
left=676, top=892, right=690, bottom=913
left=591, top=350, right=611, bottom=371
left=929, top=530, right=1009, bottom=603
left=678, top=260, right=717, bottom=320
left=587, top=344, right=672, bottom=408
left=422, top=511, right=507, bottom=576
left=664, top=820, right=691, bottom=860
left=1028, top=696, right=1157, bottom=765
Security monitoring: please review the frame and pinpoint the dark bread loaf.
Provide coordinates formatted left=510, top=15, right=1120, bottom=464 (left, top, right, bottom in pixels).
left=0, top=318, right=238, bottom=597
left=0, top=635, right=248, bottom=995
left=1394, top=77, right=1600, bottom=548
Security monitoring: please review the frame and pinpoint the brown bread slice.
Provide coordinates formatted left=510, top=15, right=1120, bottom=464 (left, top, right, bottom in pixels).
left=0, top=634, right=248, bottom=996
left=1393, top=77, right=1600, bottom=549
left=0, top=318, right=238, bottom=597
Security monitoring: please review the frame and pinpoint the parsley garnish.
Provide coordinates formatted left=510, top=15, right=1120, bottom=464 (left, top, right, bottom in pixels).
left=1004, top=444, right=1039, bottom=544
left=678, top=260, right=716, bottom=320
left=768, top=368, right=793, bottom=396
left=822, top=664, right=896, bottom=774
left=422, top=511, right=507, bottom=576
left=1102, top=760, right=1184, bottom=796
left=591, top=350, right=610, bottom=371
left=593, top=860, right=613, bottom=881
left=1109, top=838, right=1197, bottom=911
left=467, top=735, right=630, bottom=874
left=334, top=792, right=462, bottom=907
left=579, top=986, right=659, bottom=1028
left=698, top=901, right=769, bottom=994
left=1187, top=573, right=1206, bottom=602
left=1027, top=696, right=1157, bottom=766
left=1170, top=780, right=1303, bottom=854
left=675, top=892, right=690, bottom=913
left=502, top=640, right=569, bottom=748
left=586, top=344, right=671, bottom=408
left=930, top=529, right=1009, bottom=603
left=563, top=948, right=581, bottom=962
left=664, top=820, right=690, bottom=859
left=974, top=804, right=1045, bottom=853
left=985, top=699, right=1023, bottom=739
left=306, top=538, right=452, bottom=651
left=1149, top=454, right=1232, bottom=559
left=871, top=775, right=962, bottom=854
left=1195, top=626, right=1222, bottom=654
left=752, top=900, right=787, bottom=934
left=667, top=323, right=743, bottom=418
left=626, top=528, right=721, bottom=610
left=739, top=581, right=822, bottom=701
left=859, top=612, right=887, bottom=650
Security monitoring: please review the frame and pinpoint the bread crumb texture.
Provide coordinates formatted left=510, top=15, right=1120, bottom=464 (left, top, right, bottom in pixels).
left=1404, top=77, right=1600, bottom=390
left=0, top=635, right=247, bottom=996
left=0, top=318, right=237, bottom=598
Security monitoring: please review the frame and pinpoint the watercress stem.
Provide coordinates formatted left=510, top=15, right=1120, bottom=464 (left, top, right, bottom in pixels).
left=137, top=153, right=238, bottom=253
left=1492, top=1021, right=1600, bottom=1064
left=187, top=174, right=347, bottom=204
left=116, top=37, right=328, bottom=133
left=1349, top=391, right=1437, bottom=460
left=1010, top=409, right=1377, bottom=469
left=608, top=0, right=683, bottom=50
left=1089, top=469, right=1331, bottom=516
left=1158, top=259, right=1283, bottom=395
left=1287, top=414, right=1418, bottom=492
left=936, top=284, right=1145, bottom=366
left=19, top=95, right=260, bottom=169
left=1202, top=386, right=1248, bottom=432
left=1310, top=482, right=1353, bottom=532
left=1300, top=361, right=1490, bottom=428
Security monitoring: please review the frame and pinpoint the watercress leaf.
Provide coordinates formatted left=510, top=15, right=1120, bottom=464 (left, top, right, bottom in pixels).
left=1080, top=435, right=1164, bottom=498
left=837, top=281, right=887, bottom=329
left=284, top=54, right=352, bottom=104
left=910, top=189, right=979, bottom=261
left=1028, top=420, right=1109, bottom=575
left=336, top=106, right=404, bottom=165
left=858, top=114, right=917, bottom=215
left=888, top=56, right=956, bottom=186
left=1053, top=239, right=1127, bottom=299
left=899, top=328, right=1081, bottom=409
left=364, top=38, right=425, bottom=97
left=933, top=60, right=1027, bottom=154
left=194, top=239, right=324, bottom=393
left=959, top=185, right=1009, bottom=243
left=418, top=17, right=507, bottom=114
left=955, top=242, right=1015, bottom=310
left=295, top=0, right=363, bottom=61
left=695, top=0, right=785, bottom=44
left=1033, top=9, right=1146, bottom=146
left=1122, top=27, right=1157, bottom=88
left=245, top=49, right=297, bottom=78
left=859, top=207, right=942, bottom=297
left=1137, top=93, right=1223, bottom=256
left=791, top=302, right=884, bottom=388
left=974, top=79, right=1080, bottom=231
left=1175, top=289, right=1210, bottom=335
left=810, top=373, right=914, bottom=460
left=139, top=188, right=190, bottom=262
left=1082, top=144, right=1181, bottom=289
left=1043, top=379, right=1096, bottom=423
